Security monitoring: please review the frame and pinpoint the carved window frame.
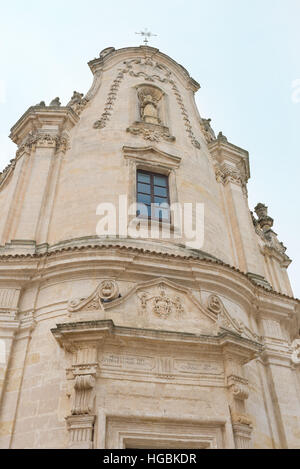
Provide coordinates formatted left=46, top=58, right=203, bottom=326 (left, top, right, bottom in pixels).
left=97, top=413, right=225, bottom=449
left=123, top=146, right=181, bottom=233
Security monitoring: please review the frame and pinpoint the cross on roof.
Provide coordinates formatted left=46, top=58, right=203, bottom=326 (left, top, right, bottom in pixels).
left=135, top=28, right=158, bottom=46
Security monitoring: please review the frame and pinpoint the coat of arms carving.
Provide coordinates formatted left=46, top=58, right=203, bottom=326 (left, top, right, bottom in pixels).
left=138, top=284, right=185, bottom=319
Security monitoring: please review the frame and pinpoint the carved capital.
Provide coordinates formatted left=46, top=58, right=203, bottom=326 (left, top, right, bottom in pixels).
left=16, top=131, right=70, bottom=156
left=228, top=375, right=249, bottom=401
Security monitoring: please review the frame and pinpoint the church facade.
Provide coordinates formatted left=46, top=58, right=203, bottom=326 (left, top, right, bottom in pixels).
left=0, top=45, right=299, bottom=449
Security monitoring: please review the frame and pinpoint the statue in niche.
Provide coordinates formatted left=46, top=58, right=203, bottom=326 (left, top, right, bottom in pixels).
left=138, top=85, right=163, bottom=126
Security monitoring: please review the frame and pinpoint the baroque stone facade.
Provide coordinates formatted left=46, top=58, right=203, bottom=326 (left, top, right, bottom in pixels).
left=0, top=45, right=299, bottom=449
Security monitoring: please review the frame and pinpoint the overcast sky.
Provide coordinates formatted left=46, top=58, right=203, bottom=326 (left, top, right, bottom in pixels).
left=0, top=0, right=299, bottom=297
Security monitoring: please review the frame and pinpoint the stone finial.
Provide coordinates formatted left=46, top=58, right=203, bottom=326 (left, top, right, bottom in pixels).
left=67, top=91, right=84, bottom=107
left=254, top=203, right=274, bottom=231
left=217, top=131, right=228, bottom=143
left=99, top=47, right=115, bottom=59
left=50, top=97, right=61, bottom=107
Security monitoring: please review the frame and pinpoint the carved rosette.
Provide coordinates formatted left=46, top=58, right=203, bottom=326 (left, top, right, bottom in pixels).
left=206, top=294, right=262, bottom=343
left=68, top=280, right=120, bottom=313
left=207, top=295, right=223, bottom=316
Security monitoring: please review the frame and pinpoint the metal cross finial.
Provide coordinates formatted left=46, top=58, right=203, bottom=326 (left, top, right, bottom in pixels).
left=135, top=28, right=158, bottom=46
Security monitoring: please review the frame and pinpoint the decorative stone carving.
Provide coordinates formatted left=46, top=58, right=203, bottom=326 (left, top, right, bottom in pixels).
left=228, top=375, right=249, bottom=401
left=72, top=374, right=96, bottom=415
left=93, top=56, right=201, bottom=149
left=137, top=85, right=163, bottom=125
left=215, top=162, right=247, bottom=188
left=255, top=203, right=274, bottom=232
left=99, top=47, right=116, bottom=59
left=138, top=284, right=185, bottom=319
left=252, top=204, right=291, bottom=265
left=230, top=412, right=253, bottom=450
left=200, top=118, right=216, bottom=144
left=206, top=294, right=262, bottom=343
left=49, top=97, right=61, bottom=107
left=66, top=415, right=96, bottom=450
left=60, top=341, right=99, bottom=449
left=291, top=339, right=300, bottom=364
left=66, top=91, right=89, bottom=116
left=98, top=280, right=120, bottom=302
left=126, top=122, right=175, bottom=143
left=93, top=70, right=126, bottom=129
left=126, top=84, right=175, bottom=143
left=207, top=295, right=223, bottom=316
left=16, top=131, right=70, bottom=156
left=68, top=280, right=120, bottom=312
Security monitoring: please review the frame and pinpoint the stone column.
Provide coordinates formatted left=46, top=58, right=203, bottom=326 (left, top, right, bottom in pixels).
left=260, top=317, right=300, bottom=449
left=224, top=349, right=253, bottom=449
left=0, top=313, right=35, bottom=449
left=65, top=343, right=99, bottom=449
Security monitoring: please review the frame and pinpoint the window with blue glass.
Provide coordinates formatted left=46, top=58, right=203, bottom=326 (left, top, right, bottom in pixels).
left=136, top=170, right=170, bottom=222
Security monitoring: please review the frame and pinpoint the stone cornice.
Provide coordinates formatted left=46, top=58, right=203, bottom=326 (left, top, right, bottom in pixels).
left=0, top=240, right=298, bottom=307
left=88, top=46, right=200, bottom=92
left=208, top=136, right=250, bottom=185
left=9, top=106, right=79, bottom=146
left=51, top=319, right=263, bottom=362
left=123, top=145, right=181, bottom=170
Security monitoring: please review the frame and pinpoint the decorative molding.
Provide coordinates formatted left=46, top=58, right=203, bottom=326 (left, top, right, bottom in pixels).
left=207, top=295, right=262, bottom=343
left=66, top=415, right=96, bottom=450
left=127, top=122, right=175, bottom=143
left=67, top=91, right=89, bottom=116
left=228, top=375, right=249, bottom=401
left=93, top=57, right=201, bottom=149
left=252, top=204, right=291, bottom=266
left=68, top=280, right=120, bottom=313
left=123, top=145, right=181, bottom=170
left=93, top=70, right=126, bottom=129
left=137, top=84, right=163, bottom=125
left=200, top=118, right=216, bottom=144
left=138, top=283, right=185, bottom=319
left=291, top=339, right=300, bottom=364
left=16, top=131, right=70, bottom=157
left=72, top=374, right=96, bottom=415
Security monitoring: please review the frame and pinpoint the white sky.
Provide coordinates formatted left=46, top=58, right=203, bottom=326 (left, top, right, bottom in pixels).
left=0, top=0, right=299, bottom=297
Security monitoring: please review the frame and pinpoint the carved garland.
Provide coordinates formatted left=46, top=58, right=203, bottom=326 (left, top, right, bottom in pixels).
left=93, top=57, right=201, bottom=149
left=93, top=71, right=126, bottom=130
